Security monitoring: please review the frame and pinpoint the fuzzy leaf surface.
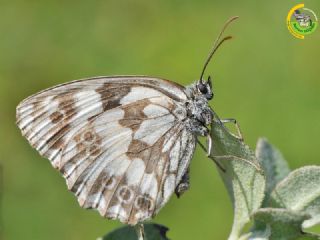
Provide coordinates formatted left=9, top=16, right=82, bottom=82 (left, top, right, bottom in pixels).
left=255, top=138, right=290, bottom=206
left=210, top=114, right=266, bottom=240
left=270, top=166, right=320, bottom=229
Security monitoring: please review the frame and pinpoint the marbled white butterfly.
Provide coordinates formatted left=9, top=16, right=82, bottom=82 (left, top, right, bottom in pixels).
left=16, top=17, right=238, bottom=225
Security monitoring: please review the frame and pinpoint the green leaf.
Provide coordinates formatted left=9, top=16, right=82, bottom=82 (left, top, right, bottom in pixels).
left=255, top=138, right=290, bottom=206
left=251, top=208, right=311, bottom=240
left=210, top=114, right=266, bottom=240
left=270, top=166, right=320, bottom=229
left=99, top=223, right=169, bottom=240
left=242, top=225, right=271, bottom=240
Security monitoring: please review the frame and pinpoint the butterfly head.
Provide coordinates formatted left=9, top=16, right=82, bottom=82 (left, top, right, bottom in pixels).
left=196, top=76, right=213, bottom=100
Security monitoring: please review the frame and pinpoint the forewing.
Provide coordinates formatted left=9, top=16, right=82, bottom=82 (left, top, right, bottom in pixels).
left=16, top=76, right=195, bottom=224
left=16, top=76, right=187, bottom=167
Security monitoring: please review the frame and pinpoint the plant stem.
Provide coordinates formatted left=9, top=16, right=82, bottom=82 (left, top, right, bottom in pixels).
left=135, top=224, right=145, bottom=240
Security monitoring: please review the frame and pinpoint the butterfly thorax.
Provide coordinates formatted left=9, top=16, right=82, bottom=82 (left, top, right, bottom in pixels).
left=184, top=83, right=213, bottom=137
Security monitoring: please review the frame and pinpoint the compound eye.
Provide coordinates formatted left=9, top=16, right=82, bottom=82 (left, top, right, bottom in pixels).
left=198, top=83, right=208, bottom=94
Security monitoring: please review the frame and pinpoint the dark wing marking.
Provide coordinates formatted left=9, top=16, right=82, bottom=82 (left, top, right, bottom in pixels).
left=16, top=76, right=195, bottom=224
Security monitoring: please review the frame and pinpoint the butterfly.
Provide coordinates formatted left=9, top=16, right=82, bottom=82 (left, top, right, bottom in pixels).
left=16, top=17, right=238, bottom=225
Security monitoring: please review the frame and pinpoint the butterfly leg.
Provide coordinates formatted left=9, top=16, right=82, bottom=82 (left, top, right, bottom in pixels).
left=197, top=139, right=226, bottom=172
left=195, top=132, right=212, bottom=156
left=197, top=139, right=207, bottom=152
left=206, top=134, right=212, bottom=156
left=221, top=118, right=244, bottom=141
left=175, top=167, right=190, bottom=198
left=196, top=137, right=212, bottom=156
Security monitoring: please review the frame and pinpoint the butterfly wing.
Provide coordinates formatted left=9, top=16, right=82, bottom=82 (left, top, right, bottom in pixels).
left=16, top=76, right=196, bottom=224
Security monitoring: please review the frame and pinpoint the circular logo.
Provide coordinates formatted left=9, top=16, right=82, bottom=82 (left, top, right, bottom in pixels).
left=287, top=4, right=318, bottom=39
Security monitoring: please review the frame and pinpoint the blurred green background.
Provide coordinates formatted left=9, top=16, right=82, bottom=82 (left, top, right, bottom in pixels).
left=0, top=0, right=319, bottom=239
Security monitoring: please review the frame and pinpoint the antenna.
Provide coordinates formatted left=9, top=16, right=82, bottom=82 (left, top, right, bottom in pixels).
left=199, top=16, right=239, bottom=83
